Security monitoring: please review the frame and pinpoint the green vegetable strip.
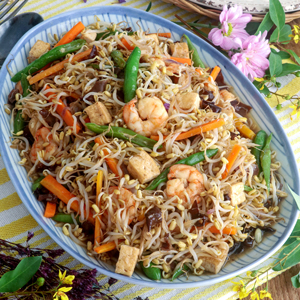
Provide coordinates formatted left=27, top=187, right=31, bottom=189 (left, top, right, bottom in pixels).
left=11, top=39, right=86, bottom=82
left=85, top=123, right=160, bottom=149
left=172, top=264, right=189, bottom=281
left=251, top=130, right=267, bottom=173
left=52, top=213, right=80, bottom=224
left=260, top=133, right=272, bottom=192
left=244, top=185, right=253, bottom=192
left=139, top=261, right=161, bottom=281
left=21, top=73, right=31, bottom=97
left=31, top=176, right=45, bottom=192
left=124, top=47, right=141, bottom=103
left=111, top=50, right=126, bottom=69
left=146, top=148, right=219, bottom=190
left=184, top=34, right=205, bottom=68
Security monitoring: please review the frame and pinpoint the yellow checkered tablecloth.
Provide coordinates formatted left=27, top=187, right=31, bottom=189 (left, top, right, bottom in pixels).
left=1, top=1, right=300, bottom=299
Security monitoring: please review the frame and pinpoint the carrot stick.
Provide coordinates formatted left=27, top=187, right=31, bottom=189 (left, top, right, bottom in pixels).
left=41, top=175, right=95, bottom=224
left=95, top=137, right=121, bottom=177
left=208, top=65, right=221, bottom=82
left=233, top=116, right=256, bottom=139
left=197, top=225, right=237, bottom=235
left=94, top=170, right=103, bottom=245
left=120, top=38, right=135, bottom=50
left=170, top=56, right=192, bottom=65
left=94, top=241, right=116, bottom=254
left=157, top=32, right=171, bottom=38
left=29, top=48, right=92, bottom=85
left=195, top=69, right=202, bottom=75
left=44, top=86, right=81, bottom=133
left=44, top=202, right=56, bottom=218
left=222, top=144, right=242, bottom=179
left=55, top=22, right=85, bottom=47
left=150, top=118, right=225, bottom=141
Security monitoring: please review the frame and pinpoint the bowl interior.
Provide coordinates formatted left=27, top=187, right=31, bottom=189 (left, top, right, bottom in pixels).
left=0, top=6, right=299, bottom=289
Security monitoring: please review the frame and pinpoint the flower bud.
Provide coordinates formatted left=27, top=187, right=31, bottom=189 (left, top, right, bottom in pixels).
left=275, top=82, right=281, bottom=88
left=294, top=71, right=300, bottom=77
left=276, top=104, right=282, bottom=110
left=36, top=277, right=45, bottom=287
left=266, top=93, right=272, bottom=98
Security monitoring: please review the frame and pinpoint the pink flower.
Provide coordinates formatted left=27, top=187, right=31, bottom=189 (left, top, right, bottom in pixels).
left=230, top=31, right=271, bottom=81
left=208, top=5, right=252, bottom=50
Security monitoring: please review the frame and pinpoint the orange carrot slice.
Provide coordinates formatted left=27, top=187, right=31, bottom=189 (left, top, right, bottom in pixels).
left=169, top=56, right=192, bottom=65
left=120, top=38, right=135, bottom=50
left=94, top=241, right=116, bottom=254
left=208, top=65, right=221, bottom=82
left=222, top=144, right=242, bottom=179
left=157, top=32, right=171, bottom=38
left=94, top=170, right=103, bottom=245
left=55, top=22, right=85, bottom=47
left=44, top=202, right=56, bottom=218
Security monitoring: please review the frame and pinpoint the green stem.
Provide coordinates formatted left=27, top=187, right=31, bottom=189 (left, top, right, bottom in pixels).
left=174, top=21, right=218, bottom=29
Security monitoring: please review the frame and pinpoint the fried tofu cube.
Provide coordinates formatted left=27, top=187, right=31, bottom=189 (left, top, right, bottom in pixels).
left=176, top=92, right=200, bottom=112
left=27, top=40, right=51, bottom=64
left=81, top=29, right=97, bottom=44
left=115, top=245, right=139, bottom=277
left=85, top=102, right=112, bottom=126
left=128, top=150, right=160, bottom=184
left=228, top=182, right=246, bottom=206
left=169, top=42, right=189, bottom=59
left=145, top=33, right=159, bottom=45
left=201, top=247, right=228, bottom=274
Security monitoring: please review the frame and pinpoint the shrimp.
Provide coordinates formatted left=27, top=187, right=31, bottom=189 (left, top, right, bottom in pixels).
left=166, top=164, right=205, bottom=203
left=123, top=97, right=168, bottom=137
left=109, top=187, right=136, bottom=224
left=30, top=127, right=58, bottom=163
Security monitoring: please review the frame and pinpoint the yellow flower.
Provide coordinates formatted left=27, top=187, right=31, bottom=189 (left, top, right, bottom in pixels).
left=289, top=104, right=300, bottom=118
left=53, top=287, right=72, bottom=300
left=232, top=280, right=250, bottom=299
left=260, top=290, right=273, bottom=299
left=59, top=270, right=75, bottom=285
left=247, top=271, right=253, bottom=277
left=254, top=77, right=264, bottom=82
left=292, top=25, right=300, bottom=34
left=250, top=291, right=260, bottom=300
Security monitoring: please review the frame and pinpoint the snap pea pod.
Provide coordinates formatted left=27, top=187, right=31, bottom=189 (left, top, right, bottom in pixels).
left=111, top=50, right=126, bottom=69
left=11, top=39, right=86, bottom=82
left=260, top=133, right=272, bottom=192
left=21, top=73, right=31, bottom=97
left=124, top=47, right=141, bottom=103
left=251, top=130, right=267, bottom=173
left=139, top=261, right=161, bottom=281
left=146, top=148, right=218, bottom=190
left=244, top=185, right=253, bottom=192
left=85, top=123, right=160, bottom=149
left=183, top=34, right=205, bottom=68
left=52, top=213, right=80, bottom=224
left=172, top=264, right=189, bottom=281
left=31, top=176, right=45, bottom=192
left=96, top=30, right=117, bottom=41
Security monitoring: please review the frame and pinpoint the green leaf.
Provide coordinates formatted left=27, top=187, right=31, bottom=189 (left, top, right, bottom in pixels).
left=0, top=256, right=42, bottom=292
left=246, top=22, right=260, bottom=35
left=277, top=63, right=300, bottom=77
left=291, top=272, right=300, bottom=288
left=271, top=48, right=291, bottom=59
left=269, top=52, right=283, bottom=77
left=255, top=12, right=274, bottom=35
left=145, top=2, right=152, bottom=12
left=273, top=240, right=300, bottom=271
left=270, top=25, right=292, bottom=43
left=287, top=184, right=300, bottom=210
left=269, top=0, right=285, bottom=30
left=253, top=80, right=270, bottom=96
left=285, top=219, right=300, bottom=246
left=286, top=49, right=300, bottom=65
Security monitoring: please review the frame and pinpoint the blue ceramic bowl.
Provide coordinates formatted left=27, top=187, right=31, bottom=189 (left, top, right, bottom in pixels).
left=0, top=6, right=299, bottom=288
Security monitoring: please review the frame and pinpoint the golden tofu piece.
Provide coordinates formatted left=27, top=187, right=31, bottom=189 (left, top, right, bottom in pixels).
left=176, top=92, right=200, bottom=112
left=115, top=245, right=139, bottom=277
left=145, top=33, right=159, bottom=45
left=228, top=182, right=246, bottom=206
left=85, top=102, right=112, bottom=126
left=27, top=40, right=51, bottom=64
left=81, top=29, right=97, bottom=43
left=201, top=247, right=228, bottom=274
left=169, top=42, right=189, bottom=59
left=128, top=150, right=160, bottom=184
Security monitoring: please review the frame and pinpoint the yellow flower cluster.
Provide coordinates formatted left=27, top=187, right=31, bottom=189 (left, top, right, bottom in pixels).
left=53, top=270, right=75, bottom=300
left=290, top=25, right=300, bottom=44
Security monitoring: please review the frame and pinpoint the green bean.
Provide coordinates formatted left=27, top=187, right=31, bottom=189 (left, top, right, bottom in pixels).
left=146, top=148, right=218, bottom=190
left=11, top=39, right=86, bottom=82
left=172, top=264, right=189, bottom=281
left=251, top=130, right=267, bottom=173
left=183, top=34, right=205, bottom=68
left=31, top=176, right=45, bottom=192
left=139, top=261, right=161, bottom=281
left=13, top=110, right=25, bottom=134
left=21, top=73, right=31, bottom=97
left=260, top=134, right=272, bottom=192
left=96, top=30, right=116, bottom=41
left=124, top=47, right=141, bottom=103
left=52, top=213, right=80, bottom=224
left=111, top=50, right=126, bottom=69
left=85, top=123, right=160, bottom=149
left=244, top=185, right=253, bottom=192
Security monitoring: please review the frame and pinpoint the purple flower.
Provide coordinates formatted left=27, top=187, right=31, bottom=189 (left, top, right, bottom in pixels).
left=163, top=103, right=170, bottom=111
left=208, top=5, right=252, bottom=50
left=118, top=0, right=126, bottom=3
left=230, top=31, right=271, bottom=81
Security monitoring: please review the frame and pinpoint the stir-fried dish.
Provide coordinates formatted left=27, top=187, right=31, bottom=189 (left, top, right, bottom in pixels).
left=6, top=19, right=287, bottom=280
